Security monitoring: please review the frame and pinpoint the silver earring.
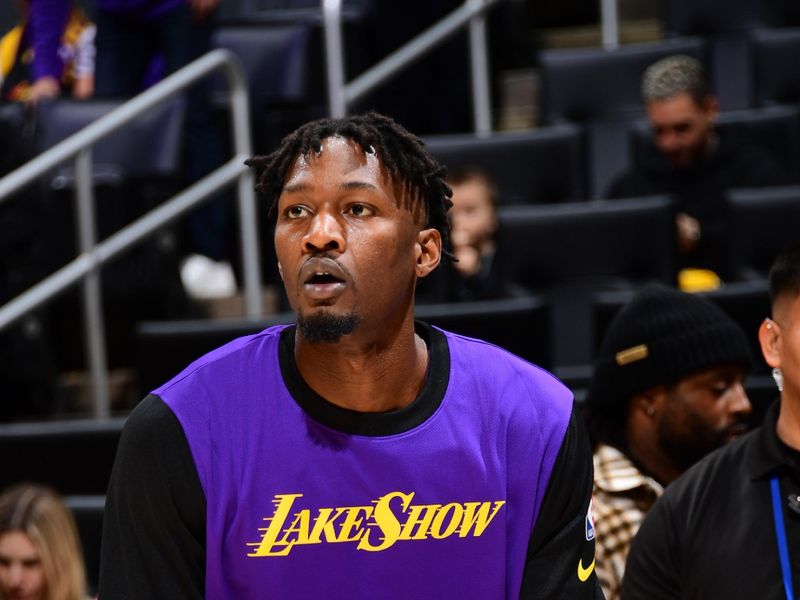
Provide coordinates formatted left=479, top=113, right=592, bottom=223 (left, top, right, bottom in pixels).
left=773, top=367, right=784, bottom=392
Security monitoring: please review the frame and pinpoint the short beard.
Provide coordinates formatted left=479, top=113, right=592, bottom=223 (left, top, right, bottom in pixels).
left=297, top=312, right=360, bottom=343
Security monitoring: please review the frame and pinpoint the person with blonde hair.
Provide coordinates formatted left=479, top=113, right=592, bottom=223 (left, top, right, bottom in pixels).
left=0, top=484, right=86, bottom=600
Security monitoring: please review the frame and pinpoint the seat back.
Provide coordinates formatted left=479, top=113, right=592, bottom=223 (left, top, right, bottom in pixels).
left=35, top=98, right=185, bottom=179
left=495, top=196, right=677, bottom=291
left=752, top=27, right=800, bottom=107
left=664, top=0, right=800, bottom=35
left=424, top=125, right=586, bottom=204
left=539, top=37, right=706, bottom=124
left=211, top=24, right=313, bottom=106
left=65, top=495, right=105, bottom=592
left=725, top=185, right=800, bottom=279
left=416, top=296, right=551, bottom=368
left=135, top=297, right=553, bottom=390
left=0, top=419, right=124, bottom=495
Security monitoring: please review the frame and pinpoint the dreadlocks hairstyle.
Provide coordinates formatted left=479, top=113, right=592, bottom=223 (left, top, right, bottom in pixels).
left=245, top=112, right=454, bottom=257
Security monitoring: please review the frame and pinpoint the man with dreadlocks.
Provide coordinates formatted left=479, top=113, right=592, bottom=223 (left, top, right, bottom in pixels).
left=98, top=112, right=601, bottom=599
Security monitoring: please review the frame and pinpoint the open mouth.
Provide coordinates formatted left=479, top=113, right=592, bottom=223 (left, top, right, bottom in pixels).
left=305, top=271, right=344, bottom=285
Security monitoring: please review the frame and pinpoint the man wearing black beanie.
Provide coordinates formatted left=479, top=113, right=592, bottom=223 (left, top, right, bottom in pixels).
left=583, top=283, right=752, bottom=600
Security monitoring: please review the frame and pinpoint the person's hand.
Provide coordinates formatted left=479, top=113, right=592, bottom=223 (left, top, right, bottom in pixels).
left=676, top=212, right=701, bottom=254
left=25, top=76, right=60, bottom=107
left=451, top=228, right=482, bottom=276
left=188, top=0, right=219, bottom=21
left=72, top=76, right=94, bottom=100
left=453, top=245, right=482, bottom=277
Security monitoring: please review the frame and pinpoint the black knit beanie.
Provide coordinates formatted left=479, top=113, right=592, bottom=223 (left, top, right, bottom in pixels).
left=586, top=283, right=752, bottom=408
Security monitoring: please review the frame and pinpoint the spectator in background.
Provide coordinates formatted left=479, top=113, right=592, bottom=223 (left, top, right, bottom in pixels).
left=0, top=483, right=87, bottom=600
left=93, top=0, right=232, bottom=268
left=0, top=0, right=95, bottom=105
left=446, top=167, right=505, bottom=301
left=417, top=167, right=507, bottom=303
left=623, top=243, right=800, bottom=599
left=583, top=283, right=752, bottom=600
left=606, top=55, right=787, bottom=278
left=92, top=0, right=218, bottom=97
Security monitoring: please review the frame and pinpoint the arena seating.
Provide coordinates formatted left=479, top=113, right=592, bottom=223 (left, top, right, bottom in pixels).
left=65, top=495, right=105, bottom=591
left=725, top=185, right=800, bottom=280
left=662, top=0, right=800, bottom=109
left=539, top=37, right=706, bottom=125
left=134, top=296, right=553, bottom=392
left=539, top=37, right=706, bottom=195
left=495, top=196, right=677, bottom=291
left=7, top=5, right=800, bottom=593
left=494, top=196, right=677, bottom=368
left=424, top=125, right=586, bottom=204
left=35, top=97, right=185, bottom=184
left=751, top=27, right=800, bottom=107
left=210, top=24, right=315, bottom=108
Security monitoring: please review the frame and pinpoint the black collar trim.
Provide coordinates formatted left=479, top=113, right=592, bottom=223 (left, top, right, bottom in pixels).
left=278, top=322, right=450, bottom=436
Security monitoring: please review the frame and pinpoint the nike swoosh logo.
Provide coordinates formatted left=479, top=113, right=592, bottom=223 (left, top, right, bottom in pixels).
left=577, top=558, right=595, bottom=582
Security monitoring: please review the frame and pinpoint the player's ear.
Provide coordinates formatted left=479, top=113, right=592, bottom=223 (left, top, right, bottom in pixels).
left=415, top=228, right=442, bottom=278
left=759, top=317, right=781, bottom=369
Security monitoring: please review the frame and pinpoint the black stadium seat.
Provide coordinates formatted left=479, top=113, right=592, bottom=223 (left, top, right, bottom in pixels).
left=664, top=0, right=800, bottom=35
left=424, top=125, right=586, bottom=204
left=210, top=24, right=314, bottom=108
left=752, top=27, right=800, bottom=108
left=0, top=418, right=125, bottom=495
left=210, top=23, right=321, bottom=152
left=539, top=37, right=706, bottom=125
left=35, top=97, right=185, bottom=184
left=494, top=197, right=678, bottom=368
left=65, top=495, right=105, bottom=592
left=661, top=0, right=800, bottom=109
left=495, top=196, right=678, bottom=292
left=135, top=297, right=553, bottom=391
left=415, top=296, right=551, bottom=368
left=725, top=185, right=800, bottom=280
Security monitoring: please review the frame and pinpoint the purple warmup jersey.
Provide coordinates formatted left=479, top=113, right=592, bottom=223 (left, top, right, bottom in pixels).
left=155, top=325, right=573, bottom=599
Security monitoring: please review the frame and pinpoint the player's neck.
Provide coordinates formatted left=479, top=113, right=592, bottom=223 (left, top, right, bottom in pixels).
left=294, top=319, right=429, bottom=413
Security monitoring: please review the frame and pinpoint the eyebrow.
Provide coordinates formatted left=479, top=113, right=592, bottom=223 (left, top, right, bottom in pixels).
left=282, top=181, right=380, bottom=194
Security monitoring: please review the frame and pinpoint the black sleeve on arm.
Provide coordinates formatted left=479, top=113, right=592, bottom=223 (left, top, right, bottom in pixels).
left=519, top=403, right=604, bottom=599
left=99, top=394, right=206, bottom=599
left=620, top=492, right=682, bottom=600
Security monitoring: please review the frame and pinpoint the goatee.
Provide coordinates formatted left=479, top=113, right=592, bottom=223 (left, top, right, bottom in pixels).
left=297, top=312, right=360, bottom=343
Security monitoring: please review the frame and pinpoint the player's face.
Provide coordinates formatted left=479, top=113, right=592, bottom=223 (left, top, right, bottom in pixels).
left=656, top=364, right=751, bottom=472
left=0, top=530, right=45, bottom=600
left=646, top=92, right=718, bottom=168
left=274, top=136, right=440, bottom=340
left=449, top=179, right=496, bottom=252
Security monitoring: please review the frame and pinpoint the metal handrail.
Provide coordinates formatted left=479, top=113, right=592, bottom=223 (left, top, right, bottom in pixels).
left=322, top=0, right=620, bottom=131
left=323, top=0, right=499, bottom=136
left=0, top=48, right=263, bottom=419
left=601, top=0, right=619, bottom=50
